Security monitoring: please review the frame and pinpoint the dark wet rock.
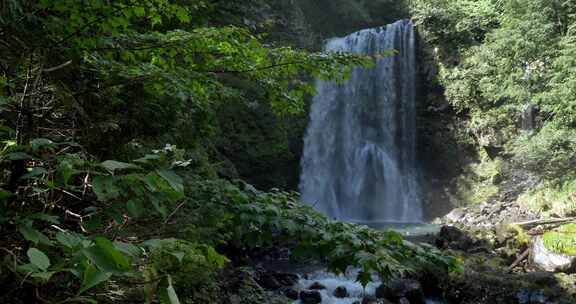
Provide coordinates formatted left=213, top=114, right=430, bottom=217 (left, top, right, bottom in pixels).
left=274, top=272, right=299, bottom=286
left=435, top=225, right=476, bottom=251
left=300, top=290, right=322, bottom=304
left=334, top=285, right=348, bottom=298
left=309, top=282, right=326, bottom=290
left=531, top=236, right=576, bottom=273
left=444, top=270, right=576, bottom=304
left=361, top=296, right=393, bottom=304
left=398, top=298, right=410, bottom=304
left=376, top=279, right=424, bottom=304
left=283, top=287, right=299, bottom=300
left=257, top=272, right=282, bottom=290
left=256, top=270, right=299, bottom=290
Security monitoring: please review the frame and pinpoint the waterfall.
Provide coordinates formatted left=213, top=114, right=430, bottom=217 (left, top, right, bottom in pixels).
left=299, top=20, right=423, bottom=223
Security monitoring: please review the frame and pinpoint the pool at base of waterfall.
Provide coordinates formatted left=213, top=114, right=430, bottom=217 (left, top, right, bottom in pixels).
left=292, top=270, right=444, bottom=304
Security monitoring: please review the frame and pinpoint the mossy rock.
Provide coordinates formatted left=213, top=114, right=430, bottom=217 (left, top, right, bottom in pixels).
left=543, top=224, right=576, bottom=256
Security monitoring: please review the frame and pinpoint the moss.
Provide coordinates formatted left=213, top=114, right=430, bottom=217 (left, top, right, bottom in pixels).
left=543, top=224, right=576, bottom=256
left=507, top=224, right=530, bottom=247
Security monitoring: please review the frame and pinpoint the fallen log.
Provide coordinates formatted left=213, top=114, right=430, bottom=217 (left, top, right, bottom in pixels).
left=511, top=217, right=576, bottom=228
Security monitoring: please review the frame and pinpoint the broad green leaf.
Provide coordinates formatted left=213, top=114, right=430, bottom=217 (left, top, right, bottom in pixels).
left=56, top=231, right=84, bottom=248
left=79, top=264, right=112, bottom=294
left=6, top=152, right=33, bottom=160
left=56, top=160, right=75, bottom=185
left=29, top=213, right=60, bottom=224
left=113, top=241, right=141, bottom=258
left=27, top=248, right=51, bottom=271
left=92, top=176, right=120, bottom=201
left=126, top=199, right=144, bottom=218
left=20, top=167, right=48, bottom=179
left=17, top=263, right=39, bottom=273
left=19, top=226, right=52, bottom=245
left=30, top=138, right=55, bottom=152
left=170, top=251, right=185, bottom=263
left=101, top=160, right=141, bottom=174
left=166, top=283, right=181, bottom=304
left=83, top=237, right=130, bottom=273
left=156, top=169, right=184, bottom=193
left=159, top=276, right=181, bottom=304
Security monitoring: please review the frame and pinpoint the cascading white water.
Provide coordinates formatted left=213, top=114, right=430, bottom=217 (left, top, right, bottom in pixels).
left=299, top=20, right=423, bottom=223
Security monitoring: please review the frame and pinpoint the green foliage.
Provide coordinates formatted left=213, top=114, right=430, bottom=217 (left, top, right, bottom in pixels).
left=0, top=1, right=455, bottom=302
left=511, top=124, right=576, bottom=180
left=186, top=179, right=460, bottom=286
left=143, top=239, right=228, bottom=304
left=543, top=224, right=576, bottom=256
left=413, top=0, right=576, bottom=211
left=455, top=151, right=502, bottom=205
left=518, top=179, right=576, bottom=217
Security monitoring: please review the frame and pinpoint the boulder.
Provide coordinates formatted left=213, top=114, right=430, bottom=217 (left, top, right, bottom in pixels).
left=435, top=225, right=475, bottom=251
left=398, top=298, right=410, bottom=304
left=274, top=272, right=299, bottom=286
left=299, top=290, right=322, bottom=304
left=531, top=236, right=576, bottom=273
left=283, top=287, right=299, bottom=300
left=309, top=282, right=327, bottom=290
left=445, top=208, right=465, bottom=223
left=376, top=279, right=425, bottom=304
left=256, top=273, right=282, bottom=290
left=256, top=271, right=299, bottom=290
left=334, top=285, right=348, bottom=298
left=361, top=296, right=393, bottom=304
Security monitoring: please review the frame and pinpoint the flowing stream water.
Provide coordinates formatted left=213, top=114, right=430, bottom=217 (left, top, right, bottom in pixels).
left=300, top=19, right=422, bottom=223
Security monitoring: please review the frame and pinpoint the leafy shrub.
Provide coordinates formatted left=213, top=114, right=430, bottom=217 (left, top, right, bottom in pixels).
left=144, top=239, right=228, bottom=303
left=185, top=179, right=461, bottom=286
left=511, top=124, right=576, bottom=180
left=455, top=152, right=502, bottom=205
left=518, top=180, right=576, bottom=217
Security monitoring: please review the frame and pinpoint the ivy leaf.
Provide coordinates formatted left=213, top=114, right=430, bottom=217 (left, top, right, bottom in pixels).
left=27, top=248, right=51, bottom=271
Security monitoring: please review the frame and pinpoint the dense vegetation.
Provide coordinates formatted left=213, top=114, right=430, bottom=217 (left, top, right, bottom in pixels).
left=411, top=0, right=576, bottom=216
left=0, top=1, right=457, bottom=303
